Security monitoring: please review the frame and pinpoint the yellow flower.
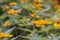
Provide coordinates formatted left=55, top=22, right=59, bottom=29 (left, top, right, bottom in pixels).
left=9, top=2, right=17, bottom=6
left=36, top=23, right=43, bottom=28
left=34, top=7, right=43, bottom=10
left=5, top=34, right=13, bottom=38
left=38, top=20, right=45, bottom=24
left=36, top=4, right=43, bottom=7
left=34, top=4, right=44, bottom=10
left=54, top=18, right=60, bottom=28
left=37, top=20, right=52, bottom=25
left=29, top=33, right=34, bottom=37
left=7, top=9, right=14, bottom=15
left=3, top=22, right=10, bottom=27
left=30, top=14, right=39, bottom=18
left=43, top=20, right=52, bottom=24
left=32, top=19, right=52, bottom=28
left=32, top=20, right=43, bottom=27
left=32, top=21, right=38, bottom=24
left=8, top=9, right=21, bottom=15
left=0, top=32, right=5, bottom=38
left=34, top=0, right=42, bottom=3
left=55, top=5, right=60, bottom=8
left=54, top=23, right=60, bottom=28
left=21, top=0, right=28, bottom=4
left=56, top=9, right=60, bottom=13
left=36, top=20, right=45, bottom=27
left=2, top=6, right=9, bottom=11
left=46, top=22, right=52, bottom=24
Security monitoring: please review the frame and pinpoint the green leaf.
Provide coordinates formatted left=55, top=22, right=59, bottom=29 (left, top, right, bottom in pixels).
left=4, top=27, right=15, bottom=34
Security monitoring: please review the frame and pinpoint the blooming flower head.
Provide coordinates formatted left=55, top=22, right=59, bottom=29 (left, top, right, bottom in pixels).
left=34, top=4, right=44, bottom=10
left=30, top=13, right=39, bottom=18
left=54, top=4, right=60, bottom=8
left=5, top=34, right=13, bottom=38
left=56, top=9, right=60, bottom=13
left=42, top=20, right=52, bottom=24
left=34, top=0, right=42, bottom=3
left=36, top=22, right=43, bottom=28
left=7, top=9, right=14, bottom=15
left=54, top=18, right=60, bottom=28
left=9, top=2, right=17, bottom=6
left=32, top=20, right=42, bottom=27
left=54, top=23, right=60, bottom=28
left=2, top=5, right=9, bottom=11
left=36, top=4, right=43, bottom=7
left=0, top=32, right=5, bottom=38
left=32, top=19, right=52, bottom=28
left=3, top=22, right=10, bottom=27
left=0, top=29, right=13, bottom=38
left=21, top=0, right=28, bottom=4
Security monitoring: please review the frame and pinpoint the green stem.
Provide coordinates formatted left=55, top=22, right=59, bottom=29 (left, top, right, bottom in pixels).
left=18, top=28, right=32, bottom=32
left=20, top=4, right=36, bottom=13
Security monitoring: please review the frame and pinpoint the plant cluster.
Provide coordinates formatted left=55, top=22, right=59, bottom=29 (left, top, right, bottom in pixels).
left=0, top=0, right=60, bottom=40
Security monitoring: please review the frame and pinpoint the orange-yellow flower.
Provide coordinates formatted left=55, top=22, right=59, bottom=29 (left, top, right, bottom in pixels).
left=34, top=4, right=44, bottom=10
left=34, top=0, right=42, bottom=3
left=36, top=22, right=43, bottom=28
left=32, top=19, right=52, bottom=28
left=5, top=34, right=13, bottom=38
left=37, top=20, right=52, bottom=25
left=54, top=18, right=60, bottom=28
left=7, top=9, right=14, bottom=15
left=2, top=6, right=9, bottom=11
left=56, top=9, right=60, bottom=13
left=21, top=0, right=28, bottom=4
left=36, top=4, right=43, bottom=7
left=32, top=20, right=43, bottom=27
left=54, top=23, right=60, bottom=28
left=54, top=5, right=60, bottom=8
left=43, top=20, right=52, bottom=24
left=9, top=2, right=17, bottom=6
left=32, top=21, right=37, bottom=24
left=0, top=32, right=5, bottom=38
left=7, top=9, right=21, bottom=15
left=30, top=14, right=39, bottom=18
left=3, top=22, right=10, bottom=27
